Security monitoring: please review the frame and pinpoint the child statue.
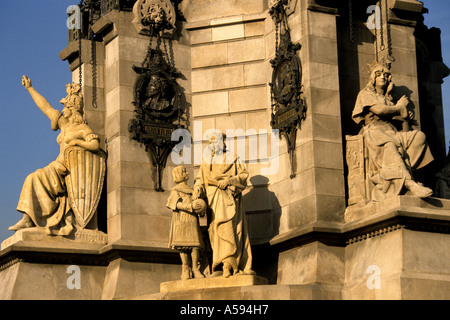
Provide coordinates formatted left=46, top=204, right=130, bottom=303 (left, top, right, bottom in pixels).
left=166, top=166, right=207, bottom=280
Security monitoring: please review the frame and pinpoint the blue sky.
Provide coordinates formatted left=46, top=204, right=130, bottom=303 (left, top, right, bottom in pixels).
left=0, top=1, right=449, bottom=243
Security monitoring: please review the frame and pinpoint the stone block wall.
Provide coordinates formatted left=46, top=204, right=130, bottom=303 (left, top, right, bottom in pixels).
left=43, top=0, right=449, bottom=299
left=83, top=10, right=193, bottom=247
left=64, top=0, right=348, bottom=276
left=268, top=2, right=346, bottom=241
left=180, top=0, right=347, bottom=246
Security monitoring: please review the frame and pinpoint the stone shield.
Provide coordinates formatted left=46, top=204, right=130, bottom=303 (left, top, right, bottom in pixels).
left=64, top=147, right=106, bottom=228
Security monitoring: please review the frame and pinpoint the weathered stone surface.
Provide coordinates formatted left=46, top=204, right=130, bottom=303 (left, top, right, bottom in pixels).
left=160, top=275, right=268, bottom=292
left=0, top=262, right=106, bottom=300
left=277, top=241, right=345, bottom=286
left=343, top=229, right=450, bottom=300
left=3, top=0, right=447, bottom=302
left=1, top=228, right=107, bottom=251
left=102, top=258, right=180, bottom=300
left=181, top=0, right=266, bottom=22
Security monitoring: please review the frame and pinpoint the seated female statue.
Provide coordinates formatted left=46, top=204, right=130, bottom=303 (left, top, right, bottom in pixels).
left=352, top=61, right=434, bottom=201
left=9, top=76, right=100, bottom=236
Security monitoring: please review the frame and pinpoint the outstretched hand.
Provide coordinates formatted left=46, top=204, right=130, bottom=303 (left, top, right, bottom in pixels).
left=21, top=75, right=32, bottom=89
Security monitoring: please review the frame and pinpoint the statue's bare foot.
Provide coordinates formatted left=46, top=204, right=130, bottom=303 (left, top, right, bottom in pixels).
left=243, top=269, right=256, bottom=276
left=223, top=263, right=232, bottom=278
left=192, top=267, right=205, bottom=279
left=405, top=180, right=433, bottom=198
left=181, top=265, right=191, bottom=280
left=8, top=215, right=33, bottom=231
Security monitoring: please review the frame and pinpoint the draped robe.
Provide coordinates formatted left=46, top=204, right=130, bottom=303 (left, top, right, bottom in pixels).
left=352, top=88, right=434, bottom=200
left=195, top=152, right=252, bottom=273
left=16, top=109, right=98, bottom=235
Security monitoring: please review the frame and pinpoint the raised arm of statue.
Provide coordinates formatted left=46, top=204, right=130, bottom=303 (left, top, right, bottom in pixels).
left=22, top=76, right=58, bottom=121
left=9, top=80, right=106, bottom=236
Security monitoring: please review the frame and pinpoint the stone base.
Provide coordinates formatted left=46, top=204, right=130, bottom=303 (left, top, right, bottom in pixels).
left=101, top=257, right=180, bottom=300
left=160, top=275, right=268, bottom=293
left=0, top=238, right=180, bottom=300
left=131, top=283, right=335, bottom=300
left=1, top=196, right=449, bottom=300
left=344, top=196, right=450, bottom=223
left=342, top=228, right=450, bottom=300
left=1, top=227, right=107, bottom=251
left=0, top=228, right=108, bottom=300
left=342, top=196, right=450, bottom=299
left=0, top=260, right=106, bottom=300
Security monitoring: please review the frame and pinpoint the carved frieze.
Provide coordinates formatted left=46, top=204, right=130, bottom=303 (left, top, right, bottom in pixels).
left=132, top=0, right=177, bottom=36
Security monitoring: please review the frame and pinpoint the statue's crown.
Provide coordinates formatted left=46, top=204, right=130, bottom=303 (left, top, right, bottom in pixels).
left=367, top=59, right=392, bottom=74
left=61, top=83, right=84, bottom=110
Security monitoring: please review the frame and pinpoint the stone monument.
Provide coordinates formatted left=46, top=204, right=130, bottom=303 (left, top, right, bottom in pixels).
left=1, top=0, right=449, bottom=300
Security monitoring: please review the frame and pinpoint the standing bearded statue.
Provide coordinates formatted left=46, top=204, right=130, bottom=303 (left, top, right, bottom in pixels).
left=193, top=131, right=255, bottom=278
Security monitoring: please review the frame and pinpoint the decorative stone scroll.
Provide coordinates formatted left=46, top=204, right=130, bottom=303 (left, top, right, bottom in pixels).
left=132, top=0, right=177, bottom=36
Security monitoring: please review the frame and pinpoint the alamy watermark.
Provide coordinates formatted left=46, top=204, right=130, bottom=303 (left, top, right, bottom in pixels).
left=170, top=121, right=280, bottom=175
left=366, top=5, right=382, bottom=30
left=366, top=265, right=381, bottom=289
left=66, top=265, right=81, bottom=290
left=66, top=5, right=81, bottom=30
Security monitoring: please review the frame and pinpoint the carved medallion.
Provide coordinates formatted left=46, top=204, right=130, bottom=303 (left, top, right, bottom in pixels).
left=129, top=2, right=185, bottom=192
left=132, top=49, right=181, bottom=121
left=132, top=0, right=176, bottom=36
left=269, top=29, right=306, bottom=178
left=270, top=35, right=304, bottom=130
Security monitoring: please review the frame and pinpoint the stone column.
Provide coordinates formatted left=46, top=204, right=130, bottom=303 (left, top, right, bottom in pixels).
left=267, top=0, right=346, bottom=295
left=87, top=9, right=189, bottom=248
left=182, top=1, right=273, bottom=246
left=182, top=0, right=346, bottom=294
left=90, top=9, right=188, bottom=299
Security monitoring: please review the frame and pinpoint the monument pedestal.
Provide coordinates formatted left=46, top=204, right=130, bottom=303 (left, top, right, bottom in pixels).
left=0, top=230, right=107, bottom=300
left=1, top=196, right=449, bottom=300
left=0, top=231, right=180, bottom=300
left=132, top=284, right=337, bottom=300
left=1, top=0, right=449, bottom=301
left=160, top=275, right=268, bottom=293
left=1, top=227, right=107, bottom=251
left=341, top=196, right=450, bottom=300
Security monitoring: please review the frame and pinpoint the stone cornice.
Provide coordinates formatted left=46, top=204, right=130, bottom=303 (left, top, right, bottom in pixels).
left=1, top=197, right=449, bottom=270
left=268, top=196, right=450, bottom=252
